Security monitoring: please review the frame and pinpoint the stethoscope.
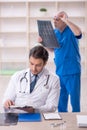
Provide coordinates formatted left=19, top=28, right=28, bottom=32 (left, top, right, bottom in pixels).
left=19, top=72, right=50, bottom=93
left=19, top=72, right=28, bottom=93
left=44, top=75, right=50, bottom=89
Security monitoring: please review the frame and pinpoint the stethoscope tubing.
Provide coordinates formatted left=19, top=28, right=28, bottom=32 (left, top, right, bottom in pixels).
left=19, top=72, right=50, bottom=93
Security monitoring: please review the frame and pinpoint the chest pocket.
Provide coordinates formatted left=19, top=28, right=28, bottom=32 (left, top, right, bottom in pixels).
left=41, top=85, right=50, bottom=96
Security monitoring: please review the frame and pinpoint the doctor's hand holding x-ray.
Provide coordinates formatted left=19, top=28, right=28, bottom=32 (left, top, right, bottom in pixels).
left=2, top=45, right=60, bottom=113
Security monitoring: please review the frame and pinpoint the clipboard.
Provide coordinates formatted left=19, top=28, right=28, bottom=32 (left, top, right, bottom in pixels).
left=43, top=112, right=62, bottom=120
left=37, top=20, right=60, bottom=48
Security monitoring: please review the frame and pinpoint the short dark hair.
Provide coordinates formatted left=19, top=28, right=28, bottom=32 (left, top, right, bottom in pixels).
left=29, top=45, right=49, bottom=63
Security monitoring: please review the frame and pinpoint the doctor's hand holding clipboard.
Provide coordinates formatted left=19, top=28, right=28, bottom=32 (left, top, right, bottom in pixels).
left=4, top=99, right=35, bottom=113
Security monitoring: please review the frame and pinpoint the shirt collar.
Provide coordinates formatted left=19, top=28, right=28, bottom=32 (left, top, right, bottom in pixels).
left=30, top=68, right=44, bottom=78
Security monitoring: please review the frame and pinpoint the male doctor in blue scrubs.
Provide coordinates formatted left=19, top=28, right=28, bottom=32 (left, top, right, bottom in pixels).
left=38, top=11, right=82, bottom=112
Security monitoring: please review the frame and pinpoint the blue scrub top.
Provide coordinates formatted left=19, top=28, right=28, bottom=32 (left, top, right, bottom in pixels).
left=54, top=26, right=82, bottom=76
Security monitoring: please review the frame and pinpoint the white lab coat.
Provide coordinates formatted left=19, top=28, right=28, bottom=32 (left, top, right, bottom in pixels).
left=3, top=68, right=60, bottom=112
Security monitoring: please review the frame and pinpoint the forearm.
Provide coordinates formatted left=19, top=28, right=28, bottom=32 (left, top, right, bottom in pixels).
left=36, top=104, right=57, bottom=113
left=64, top=18, right=82, bottom=36
left=60, top=11, right=82, bottom=36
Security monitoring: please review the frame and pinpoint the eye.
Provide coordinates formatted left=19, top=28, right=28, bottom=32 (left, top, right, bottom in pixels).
left=53, top=17, right=60, bottom=21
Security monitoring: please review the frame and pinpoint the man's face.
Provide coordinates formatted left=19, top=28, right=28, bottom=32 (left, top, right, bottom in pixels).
left=29, top=56, right=46, bottom=75
left=53, top=16, right=62, bottom=29
left=53, top=14, right=66, bottom=30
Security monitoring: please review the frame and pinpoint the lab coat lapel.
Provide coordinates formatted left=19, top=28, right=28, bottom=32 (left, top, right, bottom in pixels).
left=35, top=68, right=49, bottom=88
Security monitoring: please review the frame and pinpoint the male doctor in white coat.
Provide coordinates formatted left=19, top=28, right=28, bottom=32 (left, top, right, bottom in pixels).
left=3, top=45, right=60, bottom=113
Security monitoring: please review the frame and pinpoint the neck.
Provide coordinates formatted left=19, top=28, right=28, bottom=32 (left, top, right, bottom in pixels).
left=60, top=24, right=67, bottom=32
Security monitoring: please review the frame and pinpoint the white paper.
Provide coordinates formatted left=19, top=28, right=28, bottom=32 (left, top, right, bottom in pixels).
left=10, top=105, right=23, bottom=109
left=9, top=105, right=32, bottom=113
left=43, top=112, right=62, bottom=120
left=76, top=115, right=87, bottom=127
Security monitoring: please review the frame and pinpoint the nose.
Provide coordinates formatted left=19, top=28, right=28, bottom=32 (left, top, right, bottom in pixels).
left=32, top=65, right=36, bottom=71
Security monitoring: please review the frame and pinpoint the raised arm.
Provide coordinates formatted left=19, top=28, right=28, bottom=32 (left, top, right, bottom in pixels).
left=59, top=11, right=82, bottom=36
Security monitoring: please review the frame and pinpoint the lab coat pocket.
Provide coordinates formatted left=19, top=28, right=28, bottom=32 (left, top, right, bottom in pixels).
left=41, top=86, right=49, bottom=95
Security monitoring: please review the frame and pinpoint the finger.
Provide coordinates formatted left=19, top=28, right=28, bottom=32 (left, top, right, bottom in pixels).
left=4, top=100, right=14, bottom=108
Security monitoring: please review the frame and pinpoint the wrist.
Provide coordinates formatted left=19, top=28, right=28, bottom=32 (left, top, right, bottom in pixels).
left=64, top=17, right=69, bottom=24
